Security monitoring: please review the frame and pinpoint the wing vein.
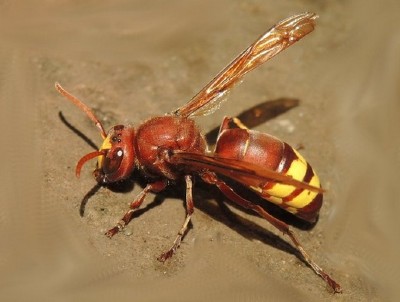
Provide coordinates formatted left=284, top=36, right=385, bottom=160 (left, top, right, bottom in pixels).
left=172, top=12, right=317, bottom=117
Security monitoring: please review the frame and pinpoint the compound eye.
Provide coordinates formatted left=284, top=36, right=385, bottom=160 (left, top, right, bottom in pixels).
left=103, top=148, right=124, bottom=174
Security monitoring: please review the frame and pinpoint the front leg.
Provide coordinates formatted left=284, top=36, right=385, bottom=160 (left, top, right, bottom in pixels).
left=105, top=180, right=167, bottom=238
left=158, top=175, right=194, bottom=262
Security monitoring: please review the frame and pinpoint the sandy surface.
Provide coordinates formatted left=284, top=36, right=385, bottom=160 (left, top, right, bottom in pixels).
left=2, top=1, right=400, bottom=301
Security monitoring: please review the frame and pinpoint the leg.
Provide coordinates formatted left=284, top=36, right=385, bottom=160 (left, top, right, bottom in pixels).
left=158, top=175, right=194, bottom=262
left=105, top=180, right=167, bottom=238
left=201, top=171, right=342, bottom=293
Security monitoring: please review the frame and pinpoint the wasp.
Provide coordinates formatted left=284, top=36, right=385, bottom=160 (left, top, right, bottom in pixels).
left=56, top=12, right=342, bottom=293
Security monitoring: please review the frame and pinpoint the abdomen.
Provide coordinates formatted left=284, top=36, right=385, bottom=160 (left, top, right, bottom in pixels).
left=214, top=128, right=322, bottom=222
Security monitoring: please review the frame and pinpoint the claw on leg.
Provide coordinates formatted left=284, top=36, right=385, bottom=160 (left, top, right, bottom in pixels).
left=158, top=215, right=191, bottom=262
left=200, top=171, right=342, bottom=293
left=105, top=219, right=127, bottom=238
left=158, top=175, right=194, bottom=262
left=105, top=180, right=167, bottom=238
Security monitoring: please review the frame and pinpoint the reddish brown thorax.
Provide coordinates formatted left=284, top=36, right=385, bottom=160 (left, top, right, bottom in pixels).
left=134, top=116, right=206, bottom=180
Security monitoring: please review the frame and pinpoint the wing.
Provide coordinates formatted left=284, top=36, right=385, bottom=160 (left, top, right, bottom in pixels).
left=170, top=152, right=323, bottom=193
left=172, top=12, right=317, bottom=118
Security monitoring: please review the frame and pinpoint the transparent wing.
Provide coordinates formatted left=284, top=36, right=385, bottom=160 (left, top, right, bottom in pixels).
left=172, top=12, right=317, bottom=118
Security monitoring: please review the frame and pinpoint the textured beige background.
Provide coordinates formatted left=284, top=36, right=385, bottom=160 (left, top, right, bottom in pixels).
left=1, top=1, right=399, bottom=301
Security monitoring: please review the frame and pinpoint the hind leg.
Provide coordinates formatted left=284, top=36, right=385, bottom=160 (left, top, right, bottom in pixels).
left=201, top=171, right=342, bottom=293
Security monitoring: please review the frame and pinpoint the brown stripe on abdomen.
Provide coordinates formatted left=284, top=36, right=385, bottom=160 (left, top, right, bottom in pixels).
left=257, top=144, right=322, bottom=222
left=282, top=162, right=314, bottom=202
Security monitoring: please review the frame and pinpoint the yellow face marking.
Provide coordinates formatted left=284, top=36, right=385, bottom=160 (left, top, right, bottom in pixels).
left=97, top=136, right=112, bottom=167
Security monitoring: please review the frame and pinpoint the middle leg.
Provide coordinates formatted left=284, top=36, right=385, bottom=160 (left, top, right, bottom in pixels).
left=158, top=174, right=194, bottom=262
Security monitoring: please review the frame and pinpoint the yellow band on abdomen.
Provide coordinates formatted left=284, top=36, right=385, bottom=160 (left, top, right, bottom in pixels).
left=260, top=148, right=320, bottom=209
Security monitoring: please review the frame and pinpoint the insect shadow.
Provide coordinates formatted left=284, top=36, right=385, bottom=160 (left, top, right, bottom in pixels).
left=205, top=97, right=300, bottom=143
left=59, top=97, right=314, bottom=259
